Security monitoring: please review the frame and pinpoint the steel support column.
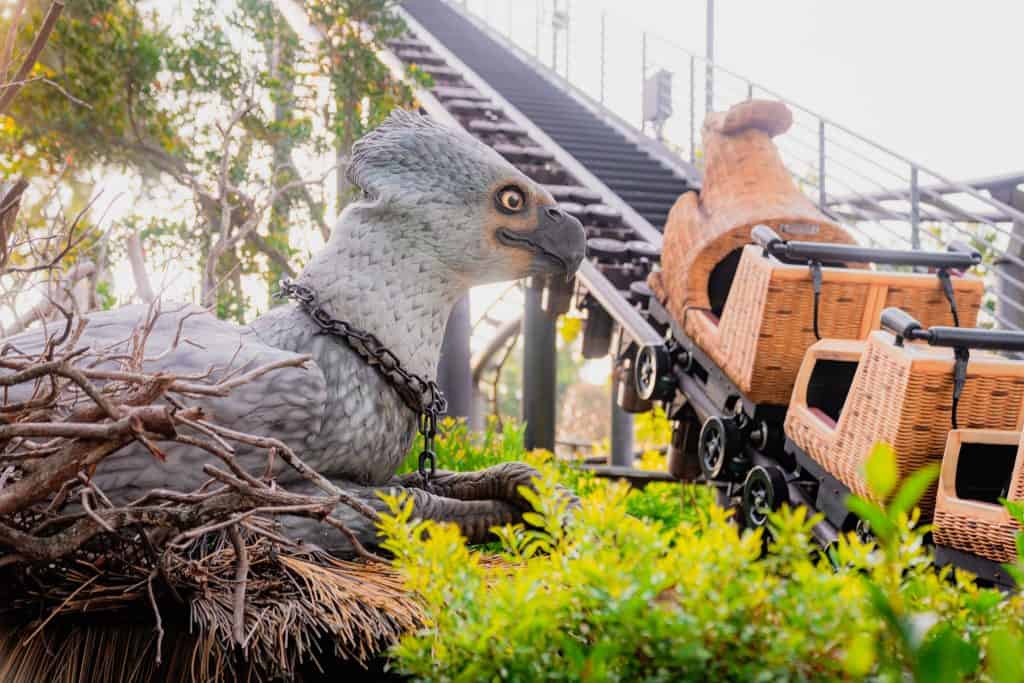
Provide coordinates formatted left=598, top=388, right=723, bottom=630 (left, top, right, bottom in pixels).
left=437, top=295, right=473, bottom=420
left=995, top=188, right=1024, bottom=332
left=705, top=0, right=714, bottom=114
left=599, top=12, right=606, bottom=104
left=818, top=120, right=827, bottom=209
left=610, top=377, right=635, bottom=467
left=641, top=32, right=648, bottom=131
left=523, top=278, right=557, bottom=450
left=910, top=165, right=921, bottom=249
left=689, top=55, right=696, bottom=164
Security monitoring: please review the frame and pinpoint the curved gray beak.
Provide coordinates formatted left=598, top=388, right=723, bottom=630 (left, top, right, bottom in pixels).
left=497, top=205, right=586, bottom=278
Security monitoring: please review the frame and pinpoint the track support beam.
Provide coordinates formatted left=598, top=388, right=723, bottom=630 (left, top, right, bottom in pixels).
left=523, top=278, right=558, bottom=450
left=610, top=377, right=635, bottom=467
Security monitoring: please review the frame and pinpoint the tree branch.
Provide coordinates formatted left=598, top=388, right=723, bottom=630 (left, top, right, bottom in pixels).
left=0, top=0, right=65, bottom=115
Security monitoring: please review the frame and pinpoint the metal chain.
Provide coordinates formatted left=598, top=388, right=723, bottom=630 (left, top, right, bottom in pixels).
left=278, top=278, right=446, bottom=485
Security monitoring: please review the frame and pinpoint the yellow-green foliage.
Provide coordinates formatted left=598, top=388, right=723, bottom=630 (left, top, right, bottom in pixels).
left=387, top=422, right=1024, bottom=682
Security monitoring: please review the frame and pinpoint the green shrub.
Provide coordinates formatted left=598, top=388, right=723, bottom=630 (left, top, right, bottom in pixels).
left=386, top=423, right=1024, bottom=682
left=399, top=418, right=707, bottom=529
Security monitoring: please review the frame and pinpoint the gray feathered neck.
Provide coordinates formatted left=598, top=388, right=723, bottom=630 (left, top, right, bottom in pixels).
left=291, top=203, right=462, bottom=379
left=281, top=110, right=502, bottom=379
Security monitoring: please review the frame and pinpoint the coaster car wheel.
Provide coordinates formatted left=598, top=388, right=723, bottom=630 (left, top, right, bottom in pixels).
left=698, top=415, right=742, bottom=481
left=741, top=465, right=788, bottom=528
left=635, top=344, right=675, bottom=402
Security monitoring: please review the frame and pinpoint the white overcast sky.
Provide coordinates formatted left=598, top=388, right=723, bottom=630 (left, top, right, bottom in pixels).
left=678, top=0, right=1022, bottom=179
left=486, top=0, right=1023, bottom=181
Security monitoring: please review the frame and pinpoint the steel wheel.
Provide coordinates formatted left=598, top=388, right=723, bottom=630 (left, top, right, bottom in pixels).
left=741, top=465, right=788, bottom=528
left=634, top=344, right=674, bottom=402
left=698, top=416, right=732, bottom=480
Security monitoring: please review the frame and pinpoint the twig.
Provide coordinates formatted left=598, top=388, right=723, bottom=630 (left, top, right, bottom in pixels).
left=321, top=516, right=386, bottom=563
left=0, top=0, right=64, bottom=115
left=22, top=573, right=100, bottom=644
left=0, top=1, right=28, bottom=82
left=147, top=569, right=165, bottom=665
left=227, top=525, right=249, bottom=649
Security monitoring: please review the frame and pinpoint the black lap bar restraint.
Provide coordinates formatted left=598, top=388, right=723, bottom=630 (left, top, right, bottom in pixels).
left=752, top=225, right=981, bottom=340
left=881, top=307, right=1024, bottom=429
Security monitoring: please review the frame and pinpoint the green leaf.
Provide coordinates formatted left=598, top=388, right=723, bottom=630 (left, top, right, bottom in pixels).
left=914, top=623, right=979, bottom=683
left=846, top=495, right=895, bottom=542
left=843, top=631, right=876, bottom=678
left=521, top=512, right=546, bottom=528
left=864, top=580, right=902, bottom=634
left=1003, top=498, right=1024, bottom=526
left=889, top=464, right=939, bottom=518
left=865, top=442, right=898, bottom=500
left=987, top=627, right=1024, bottom=683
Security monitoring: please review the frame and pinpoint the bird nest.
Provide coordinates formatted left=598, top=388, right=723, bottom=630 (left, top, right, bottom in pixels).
left=0, top=306, right=423, bottom=681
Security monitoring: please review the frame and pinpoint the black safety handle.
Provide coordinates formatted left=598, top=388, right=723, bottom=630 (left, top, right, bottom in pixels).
left=751, top=225, right=981, bottom=270
left=947, top=240, right=981, bottom=260
left=880, top=307, right=1024, bottom=352
left=880, top=307, right=923, bottom=342
left=879, top=306, right=1024, bottom=429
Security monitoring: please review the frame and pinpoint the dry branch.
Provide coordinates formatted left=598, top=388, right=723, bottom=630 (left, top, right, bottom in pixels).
left=0, top=1, right=64, bottom=115
left=0, top=307, right=410, bottom=677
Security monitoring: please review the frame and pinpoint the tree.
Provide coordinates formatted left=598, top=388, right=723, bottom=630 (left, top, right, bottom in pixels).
left=1, top=0, right=422, bottom=322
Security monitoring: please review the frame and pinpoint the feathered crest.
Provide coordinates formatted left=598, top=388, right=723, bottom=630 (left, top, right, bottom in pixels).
left=346, top=108, right=509, bottom=200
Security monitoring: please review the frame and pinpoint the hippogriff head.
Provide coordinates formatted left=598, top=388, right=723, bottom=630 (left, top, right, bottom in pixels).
left=346, top=108, right=586, bottom=286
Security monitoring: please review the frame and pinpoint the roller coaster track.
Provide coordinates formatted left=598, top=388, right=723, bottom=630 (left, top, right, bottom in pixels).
left=386, top=0, right=689, bottom=450
left=277, top=0, right=1022, bottom=466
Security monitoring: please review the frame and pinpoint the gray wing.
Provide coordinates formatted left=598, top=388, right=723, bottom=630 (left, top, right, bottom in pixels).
left=1, top=303, right=328, bottom=501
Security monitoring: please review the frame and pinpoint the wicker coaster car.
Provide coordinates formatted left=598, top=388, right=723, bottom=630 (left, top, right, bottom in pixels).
left=932, top=429, right=1023, bottom=587
left=646, top=101, right=985, bottom=509
left=649, top=99, right=985, bottom=407
left=648, top=228, right=984, bottom=513
left=785, top=308, right=1024, bottom=534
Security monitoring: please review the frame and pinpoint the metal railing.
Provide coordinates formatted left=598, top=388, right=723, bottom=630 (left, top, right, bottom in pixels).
left=449, top=0, right=1024, bottom=331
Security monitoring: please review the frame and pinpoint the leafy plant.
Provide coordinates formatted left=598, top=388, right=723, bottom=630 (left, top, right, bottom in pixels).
left=383, top=430, right=1024, bottom=682
left=1001, top=499, right=1024, bottom=588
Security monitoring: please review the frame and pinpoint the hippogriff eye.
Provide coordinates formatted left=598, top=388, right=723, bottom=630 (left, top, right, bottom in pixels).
left=497, top=186, right=526, bottom=213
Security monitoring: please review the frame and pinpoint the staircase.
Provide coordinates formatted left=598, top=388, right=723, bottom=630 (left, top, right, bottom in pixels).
left=403, top=0, right=692, bottom=230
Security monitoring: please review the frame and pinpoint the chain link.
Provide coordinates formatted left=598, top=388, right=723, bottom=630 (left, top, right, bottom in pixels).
left=278, top=278, right=446, bottom=486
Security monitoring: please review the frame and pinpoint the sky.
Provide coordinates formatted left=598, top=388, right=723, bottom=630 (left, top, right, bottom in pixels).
left=693, top=0, right=1023, bottom=180
left=8, top=0, right=1020, bottom=355
left=459, top=0, right=1023, bottom=378
left=483, top=0, right=1023, bottom=181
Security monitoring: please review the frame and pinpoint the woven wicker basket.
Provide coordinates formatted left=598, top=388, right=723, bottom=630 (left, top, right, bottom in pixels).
left=649, top=99, right=984, bottom=406
left=649, top=99, right=857, bottom=329
left=786, top=334, right=1024, bottom=519
left=933, top=429, right=1024, bottom=564
left=685, top=246, right=983, bottom=406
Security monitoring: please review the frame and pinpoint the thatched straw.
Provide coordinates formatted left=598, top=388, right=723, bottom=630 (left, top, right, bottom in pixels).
left=0, top=305, right=424, bottom=681
left=0, top=529, right=422, bottom=682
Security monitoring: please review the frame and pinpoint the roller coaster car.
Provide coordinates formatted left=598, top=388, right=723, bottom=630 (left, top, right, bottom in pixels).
left=677, top=226, right=983, bottom=408
left=932, top=430, right=1024, bottom=587
left=785, top=308, right=1024, bottom=545
left=646, top=231, right=984, bottom=516
left=650, top=100, right=862, bottom=402
left=644, top=100, right=985, bottom=495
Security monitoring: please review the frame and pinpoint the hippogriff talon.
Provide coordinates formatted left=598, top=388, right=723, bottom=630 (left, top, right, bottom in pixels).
left=276, top=462, right=578, bottom=556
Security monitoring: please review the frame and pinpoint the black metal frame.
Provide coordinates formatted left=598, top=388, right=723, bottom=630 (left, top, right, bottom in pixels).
left=934, top=545, right=1017, bottom=590
left=752, top=224, right=982, bottom=270
left=881, top=307, right=1024, bottom=352
left=642, top=296, right=799, bottom=525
